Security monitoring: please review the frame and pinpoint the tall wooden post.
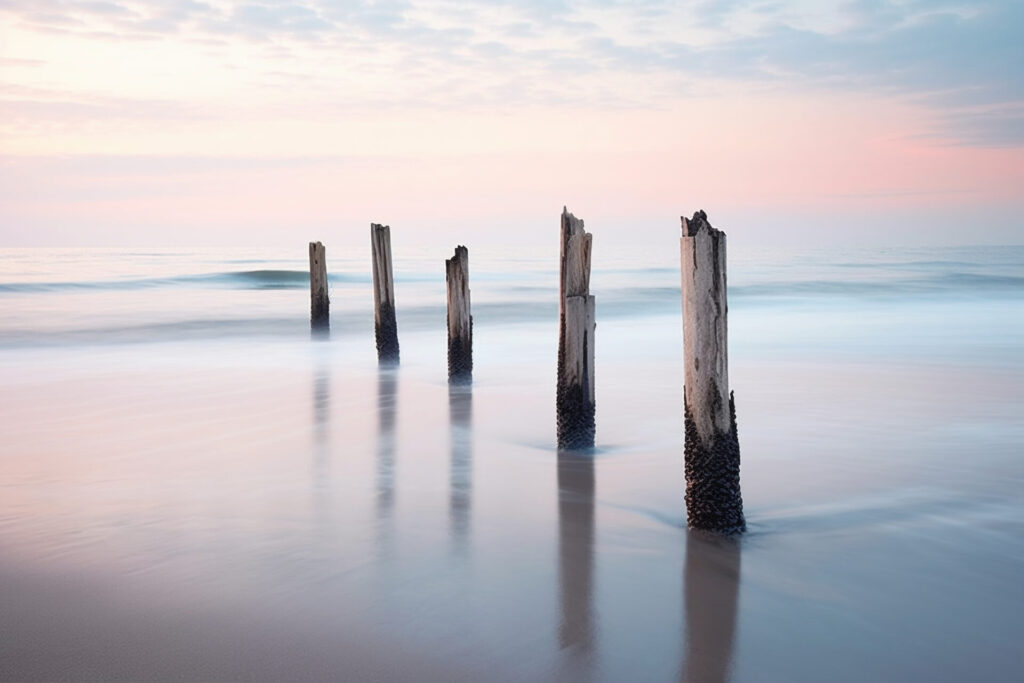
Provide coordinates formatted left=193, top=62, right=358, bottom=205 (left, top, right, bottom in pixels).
left=681, top=210, right=745, bottom=533
left=446, top=246, right=472, bottom=382
left=370, top=224, right=399, bottom=363
left=309, top=241, right=329, bottom=330
left=557, top=207, right=595, bottom=450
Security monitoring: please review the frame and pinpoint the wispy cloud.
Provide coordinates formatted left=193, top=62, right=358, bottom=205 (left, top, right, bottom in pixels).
left=0, top=0, right=1021, bottom=144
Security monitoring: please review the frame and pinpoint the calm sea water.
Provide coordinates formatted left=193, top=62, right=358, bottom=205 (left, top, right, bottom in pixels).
left=1, top=244, right=1022, bottom=681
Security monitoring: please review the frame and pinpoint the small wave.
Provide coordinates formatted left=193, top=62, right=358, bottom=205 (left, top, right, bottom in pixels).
left=222, top=270, right=310, bottom=287
left=731, top=272, right=1024, bottom=300
left=0, top=270, right=367, bottom=293
left=831, top=260, right=982, bottom=269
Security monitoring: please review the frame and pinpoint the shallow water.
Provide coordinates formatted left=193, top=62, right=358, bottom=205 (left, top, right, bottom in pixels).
left=1, top=245, right=1022, bottom=681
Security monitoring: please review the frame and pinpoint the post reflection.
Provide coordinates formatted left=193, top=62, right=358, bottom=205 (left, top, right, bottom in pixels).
left=310, top=324, right=330, bottom=341
left=682, top=530, right=741, bottom=683
left=312, top=363, right=331, bottom=512
left=448, top=382, right=473, bottom=551
left=557, top=450, right=596, bottom=653
left=376, top=368, right=398, bottom=527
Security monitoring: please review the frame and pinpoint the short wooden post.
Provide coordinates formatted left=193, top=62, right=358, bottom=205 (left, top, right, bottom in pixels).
left=370, top=224, right=399, bottom=362
left=446, top=246, right=472, bottom=382
left=681, top=210, right=745, bottom=533
left=557, top=207, right=595, bottom=450
left=309, top=241, right=329, bottom=330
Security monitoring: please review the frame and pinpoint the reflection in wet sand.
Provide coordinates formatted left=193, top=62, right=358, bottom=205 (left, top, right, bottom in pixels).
left=310, top=324, right=330, bottom=342
left=448, top=383, right=473, bottom=550
left=682, top=530, right=741, bottom=683
left=376, top=368, right=398, bottom=537
left=311, top=363, right=331, bottom=528
left=557, top=451, right=596, bottom=653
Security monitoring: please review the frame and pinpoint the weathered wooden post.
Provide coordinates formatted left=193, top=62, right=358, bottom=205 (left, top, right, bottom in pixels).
left=681, top=210, right=745, bottom=533
left=446, top=246, right=472, bottom=382
left=309, top=241, right=329, bottom=330
left=370, top=224, right=399, bottom=362
left=557, top=208, right=596, bottom=450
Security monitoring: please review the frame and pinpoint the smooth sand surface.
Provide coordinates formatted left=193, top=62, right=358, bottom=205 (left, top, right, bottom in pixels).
left=2, top=332, right=1023, bottom=681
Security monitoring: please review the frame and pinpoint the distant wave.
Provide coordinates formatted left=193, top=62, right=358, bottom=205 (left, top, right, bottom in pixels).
left=1, top=270, right=1021, bottom=349
left=731, top=272, right=1024, bottom=300
left=0, top=267, right=483, bottom=293
left=0, top=270, right=364, bottom=292
left=1, top=267, right=1021, bottom=302
left=831, top=259, right=1024, bottom=269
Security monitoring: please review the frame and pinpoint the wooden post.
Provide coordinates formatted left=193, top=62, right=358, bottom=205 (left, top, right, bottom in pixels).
left=681, top=210, right=745, bottom=533
left=309, top=241, right=329, bottom=330
left=446, top=245, right=472, bottom=382
left=370, top=224, right=399, bottom=362
left=557, top=207, right=595, bottom=450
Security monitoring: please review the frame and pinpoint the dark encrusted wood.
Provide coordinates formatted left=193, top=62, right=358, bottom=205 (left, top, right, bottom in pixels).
left=556, top=378, right=596, bottom=450
left=684, top=390, right=745, bottom=534
left=375, top=302, right=399, bottom=361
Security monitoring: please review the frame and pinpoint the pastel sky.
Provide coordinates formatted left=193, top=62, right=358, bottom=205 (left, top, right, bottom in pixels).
left=1, top=0, right=1021, bottom=247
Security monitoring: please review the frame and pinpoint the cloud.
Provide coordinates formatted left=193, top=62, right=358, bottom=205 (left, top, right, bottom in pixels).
left=0, top=83, right=214, bottom=127
left=688, top=1, right=1024, bottom=145
left=0, top=0, right=1021, bottom=145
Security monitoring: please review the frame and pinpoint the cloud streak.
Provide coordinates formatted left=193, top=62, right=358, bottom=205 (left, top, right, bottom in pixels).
left=2, top=0, right=1020, bottom=146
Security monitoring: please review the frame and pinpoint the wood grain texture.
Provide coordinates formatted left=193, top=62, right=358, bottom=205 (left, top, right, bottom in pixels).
left=446, top=245, right=472, bottom=381
left=308, top=241, right=329, bottom=330
left=370, top=224, right=399, bottom=362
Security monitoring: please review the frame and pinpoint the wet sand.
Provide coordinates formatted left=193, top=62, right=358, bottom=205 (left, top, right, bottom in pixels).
left=2, top=328, right=1023, bottom=682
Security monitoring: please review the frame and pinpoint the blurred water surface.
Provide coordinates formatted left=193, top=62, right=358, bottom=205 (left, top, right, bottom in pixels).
left=1, top=244, right=1022, bottom=681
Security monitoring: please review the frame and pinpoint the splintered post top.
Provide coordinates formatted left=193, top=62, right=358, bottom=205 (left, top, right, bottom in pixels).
left=681, top=210, right=724, bottom=238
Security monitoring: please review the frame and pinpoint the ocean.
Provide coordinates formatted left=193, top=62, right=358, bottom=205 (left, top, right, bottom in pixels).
left=1, top=243, right=1022, bottom=681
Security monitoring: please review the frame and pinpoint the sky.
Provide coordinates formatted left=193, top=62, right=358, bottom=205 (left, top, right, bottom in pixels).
left=0, top=0, right=1022, bottom=247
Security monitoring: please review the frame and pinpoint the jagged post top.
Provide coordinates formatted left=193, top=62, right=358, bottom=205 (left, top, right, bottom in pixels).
left=370, top=223, right=391, bottom=245
left=446, top=245, right=468, bottom=272
left=308, top=240, right=327, bottom=297
left=562, top=206, right=584, bottom=231
left=560, top=207, right=593, bottom=303
left=681, top=210, right=723, bottom=238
